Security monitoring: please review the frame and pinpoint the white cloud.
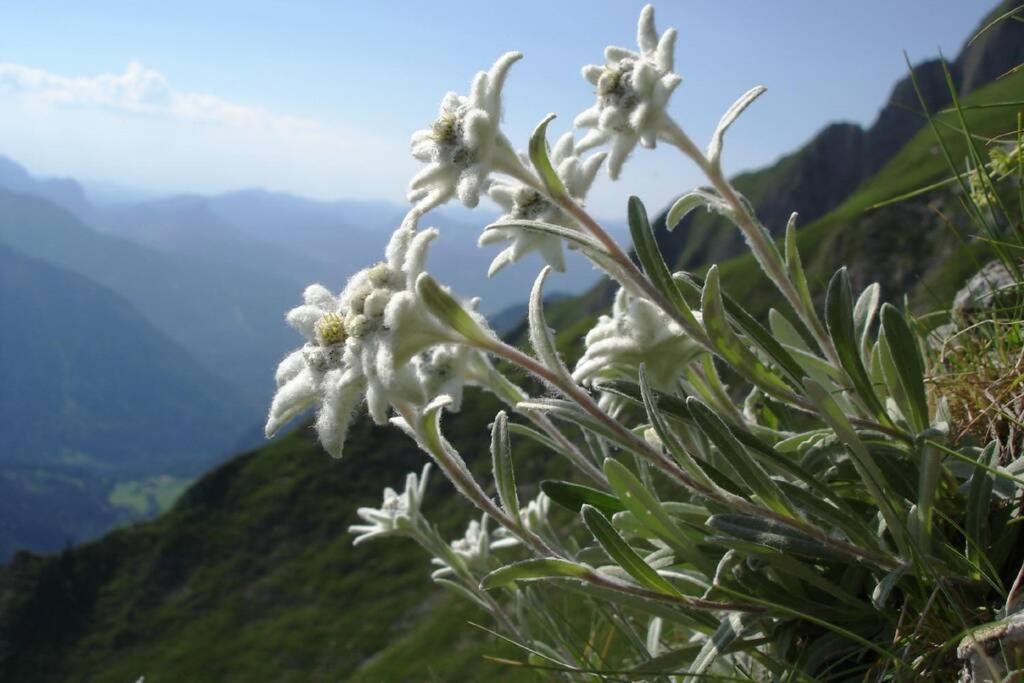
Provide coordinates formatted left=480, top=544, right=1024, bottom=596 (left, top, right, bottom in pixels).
left=0, top=61, right=414, bottom=202
left=0, top=61, right=321, bottom=137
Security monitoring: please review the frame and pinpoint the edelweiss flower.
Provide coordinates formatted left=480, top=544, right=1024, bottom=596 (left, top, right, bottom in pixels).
left=409, top=52, right=528, bottom=214
left=432, top=514, right=516, bottom=578
left=480, top=132, right=606, bottom=275
left=349, top=464, right=431, bottom=545
left=414, top=342, right=496, bottom=412
left=264, top=283, right=367, bottom=457
left=519, top=491, right=551, bottom=533
left=573, top=287, right=703, bottom=399
left=266, top=219, right=490, bottom=457
left=479, top=493, right=552, bottom=552
left=575, top=5, right=681, bottom=179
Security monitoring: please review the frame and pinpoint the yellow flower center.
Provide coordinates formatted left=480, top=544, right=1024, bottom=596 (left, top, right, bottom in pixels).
left=431, top=111, right=458, bottom=143
left=315, top=312, right=346, bottom=346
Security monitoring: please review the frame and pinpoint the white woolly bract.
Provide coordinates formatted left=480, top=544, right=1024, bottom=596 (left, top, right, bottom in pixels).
left=574, top=4, right=681, bottom=180
left=407, top=52, right=526, bottom=215
left=482, top=132, right=606, bottom=276
left=348, top=463, right=432, bottom=544
left=573, top=287, right=703, bottom=395
left=265, top=214, right=490, bottom=457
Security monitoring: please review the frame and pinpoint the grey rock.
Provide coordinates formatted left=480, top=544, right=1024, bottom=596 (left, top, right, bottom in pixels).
left=953, top=260, right=1021, bottom=319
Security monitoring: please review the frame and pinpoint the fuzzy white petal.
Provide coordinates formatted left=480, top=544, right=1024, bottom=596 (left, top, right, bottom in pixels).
left=265, top=367, right=317, bottom=437
left=274, top=349, right=307, bottom=388
left=286, top=305, right=325, bottom=342
left=637, top=5, right=658, bottom=54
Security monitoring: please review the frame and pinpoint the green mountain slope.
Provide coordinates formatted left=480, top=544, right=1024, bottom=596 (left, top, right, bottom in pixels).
left=0, top=391, right=559, bottom=682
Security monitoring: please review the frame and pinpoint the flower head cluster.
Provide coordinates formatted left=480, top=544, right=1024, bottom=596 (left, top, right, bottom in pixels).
left=432, top=514, right=516, bottom=578
left=265, top=220, right=493, bottom=457
left=480, top=133, right=606, bottom=275
left=575, top=5, right=680, bottom=179
left=409, top=53, right=527, bottom=214
left=573, top=287, right=703, bottom=402
left=518, top=491, right=551, bottom=533
left=349, top=464, right=431, bottom=545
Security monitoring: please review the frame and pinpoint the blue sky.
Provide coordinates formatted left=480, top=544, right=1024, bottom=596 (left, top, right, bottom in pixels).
left=0, top=1, right=995, bottom=218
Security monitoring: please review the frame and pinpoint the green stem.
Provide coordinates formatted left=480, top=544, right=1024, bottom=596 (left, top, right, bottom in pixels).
left=480, top=338, right=897, bottom=569
left=397, top=404, right=556, bottom=558
left=660, top=118, right=840, bottom=368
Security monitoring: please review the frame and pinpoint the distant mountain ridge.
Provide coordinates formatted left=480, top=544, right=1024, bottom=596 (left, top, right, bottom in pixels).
left=0, top=245, right=256, bottom=557
left=0, top=188, right=299, bottom=402
left=0, top=159, right=615, bottom=317
left=657, top=0, right=1024, bottom=273
left=0, top=245, right=250, bottom=471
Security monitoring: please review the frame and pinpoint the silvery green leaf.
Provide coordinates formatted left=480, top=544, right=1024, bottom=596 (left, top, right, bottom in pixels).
left=528, top=114, right=569, bottom=200
left=913, top=428, right=946, bottom=553
left=604, top=458, right=713, bottom=573
left=825, top=268, right=888, bottom=422
left=637, top=364, right=716, bottom=490
left=769, top=308, right=809, bottom=351
left=686, top=396, right=792, bottom=516
left=665, top=190, right=729, bottom=231
left=528, top=267, right=573, bottom=382
left=490, top=411, right=519, bottom=518
left=679, top=274, right=804, bottom=386
left=480, top=558, right=591, bottom=590
left=516, top=398, right=622, bottom=445
left=966, top=441, right=997, bottom=571
left=783, top=213, right=816, bottom=316
left=707, top=513, right=847, bottom=561
left=776, top=480, right=880, bottom=551
left=415, top=274, right=493, bottom=347
left=707, top=85, right=767, bottom=166
left=871, top=564, right=910, bottom=609
left=853, top=282, right=881, bottom=360
left=541, top=479, right=625, bottom=517
left=701, top=266, right=795, bottom=397
left=582, top=504, right=682, bottom=597
left=628, top=196, right=700, bottom=327
left=879, top=304, right=929, bottom=433
left=804, top=378, right=909, bottom=558
left=610, top=510, right=651, bottom=538
left=505, top=422, right=564, bottom=458
left=774, top=429, right=829, bottom=453
left=645, top=617, right=663, bottom=657
left=685, top=613, right=751, bottom=682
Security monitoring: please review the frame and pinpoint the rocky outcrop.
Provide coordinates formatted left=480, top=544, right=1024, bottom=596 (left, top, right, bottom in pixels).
left=660, top=0, right=1024, bottom=273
